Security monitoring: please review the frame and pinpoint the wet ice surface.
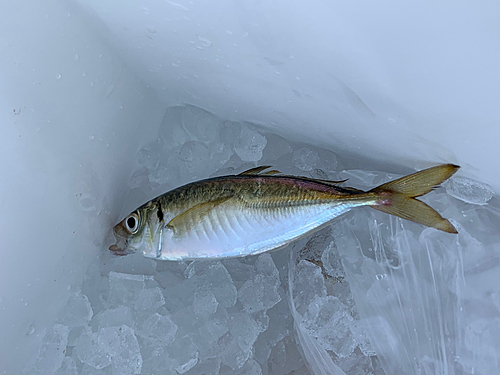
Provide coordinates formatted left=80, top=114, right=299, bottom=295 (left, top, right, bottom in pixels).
left=24, top=105, right=500, bottom=374
left=444, top=176, right=494, bottom=205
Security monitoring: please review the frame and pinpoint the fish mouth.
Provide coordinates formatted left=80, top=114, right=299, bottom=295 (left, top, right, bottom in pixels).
left=109, top=243, right=132, bottom=256
left=108, top=220, right=134, bottom=256
left=109, top=233, right=132, bottom=256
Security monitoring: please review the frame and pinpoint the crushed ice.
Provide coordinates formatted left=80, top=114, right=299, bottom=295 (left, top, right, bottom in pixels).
left=24, top=105, right=500, bottom=375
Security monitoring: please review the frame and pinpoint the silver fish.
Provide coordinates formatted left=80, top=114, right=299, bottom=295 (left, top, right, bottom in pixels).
left=110, top=164, right=459, bottom=260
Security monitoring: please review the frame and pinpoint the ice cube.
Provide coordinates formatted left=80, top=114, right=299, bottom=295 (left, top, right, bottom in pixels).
left=268, top=337, right=307, bottom=375
left=462, top=318, right=500, bottom=375
left=178, top=140, right=210, bottom=178
left=255, top=253, right=280, bottom=280
left=54, top=356, right=78, bottom=375
left=254, top=340, right=272, bottom=368
left=254, top=300, right=291, bottom=361
left=269, top=340, right=286, bottom=369
left=167, top=335, right=199, bottom=374
left=221, top=358, right=262, bottom=375
left=208, top=142, right=234, bottom=169
left=292, top=260, right=327, bottom=316
left=149, top=164, right=171, bottom=185
left=107, top=272, right=150, bottom=306
left=104, top=252, right=157, bottom=276
left=136, top=138, right=162, bottom=169
left=330, top=279, right=356, bottom=317
left=237, top=276, right=266, bottom=313
left=220, top=121, right=242, bottom=145
left=171, top=307, right=200, bottom=339
left=134, top=287, right=165, bottom=311
left=315, top=149, right=339, bottom=174
left=183, top=358, right=221, bottom=375
left=181, top=104, right=222, bottom=143
left=350, top=322, right=376, bottom=357
left=98, top=325, right=142, bottom=375
left=292, top=147, right=319, bottom=171
left=234, top=126, right=267, bottom=162
left=22, top=324, right=70, bottom=375
left=222, top=259, right=255, bottom=289
left=336, top=348, right=378, bottom=375
left=80, top=364, right=109, bottom=375
left=251, top=310, right=270, bottom=333
left=301, top=295, right=356, bottom=357
left=142, top=336, right=197, bottom=375
left=67, top=324, right=92, bottom=347
left=59, top=291, right=93, bottom=328
left=219, top=331, right=250, bottom=370
left=492, top=291, right=500, bottom=313
left=154, top=261, right=187, bottom=286
left=139, top=344, right=177, bottom=375
left=261, top=134, right=293, bottom=162
left=162, top=278, right=196, bottom=313
left=95, top=306, right=135, bottom=329
left=229, top=311, right=262, bottom=353
left=338, top=169, right=378, bottom=188
left=194, top=305, right=230, bottom=356
left=81, top=262, right=108, bottom=314
left=158, top=106, right=190, bottom=148
left=75, top=332, right=111, bottom=370
left=218, top=154, right=249, bottom=174
left=137, top=148, right=160, bottom=169
left=129, top=167, right=151, bottom=189
left=298, top=228, right=332, bottom=263
left=193, top=289, right=219, bottom=316
left=321, top=241, right=345, bottom=279
left=138, top=313, right=178, bottom=345
left=185, top=261, right=237, bottom=308
left=445, top=175, right=494, bottom=205
left=238, top=254, right=281, bottom=313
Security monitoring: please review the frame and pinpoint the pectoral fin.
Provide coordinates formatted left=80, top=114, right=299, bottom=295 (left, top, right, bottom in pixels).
left=167, top=196, right=232, bottom=234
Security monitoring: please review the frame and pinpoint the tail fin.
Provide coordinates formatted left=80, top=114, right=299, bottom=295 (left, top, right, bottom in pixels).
left=369, top=164, right=460, bottom=233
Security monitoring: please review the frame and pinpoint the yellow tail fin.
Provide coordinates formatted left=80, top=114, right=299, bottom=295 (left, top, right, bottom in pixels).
left=369, top=164, right=460, bottom=233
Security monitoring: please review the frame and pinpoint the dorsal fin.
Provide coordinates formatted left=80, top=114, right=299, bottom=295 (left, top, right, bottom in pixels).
left=238, top=166, right=348, bottom=187
left=260, top=169, right=282, bottom=175
left=238, top=166, right=274, bottom=176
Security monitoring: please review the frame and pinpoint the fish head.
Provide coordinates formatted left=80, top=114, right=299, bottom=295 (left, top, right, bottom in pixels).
left=109, top=201, right=163, bottom=258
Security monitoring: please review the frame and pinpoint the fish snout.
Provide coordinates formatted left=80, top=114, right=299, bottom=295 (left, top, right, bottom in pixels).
left=109, top=243, right=130, bottom=256
left=109, top=243, right=122, bottom=253
left=109, top=224, right=131, bottom=256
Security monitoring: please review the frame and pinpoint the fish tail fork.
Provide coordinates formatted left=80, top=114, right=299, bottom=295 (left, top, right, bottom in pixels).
left=368, top=164, right=460, bottom=233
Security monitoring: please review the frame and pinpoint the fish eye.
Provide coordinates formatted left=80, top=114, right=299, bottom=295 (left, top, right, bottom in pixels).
left=125, top=213, right=139, bottom=234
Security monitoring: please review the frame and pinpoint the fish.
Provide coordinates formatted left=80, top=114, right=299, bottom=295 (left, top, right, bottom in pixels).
left=109, top=164, right=459, bottom=261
